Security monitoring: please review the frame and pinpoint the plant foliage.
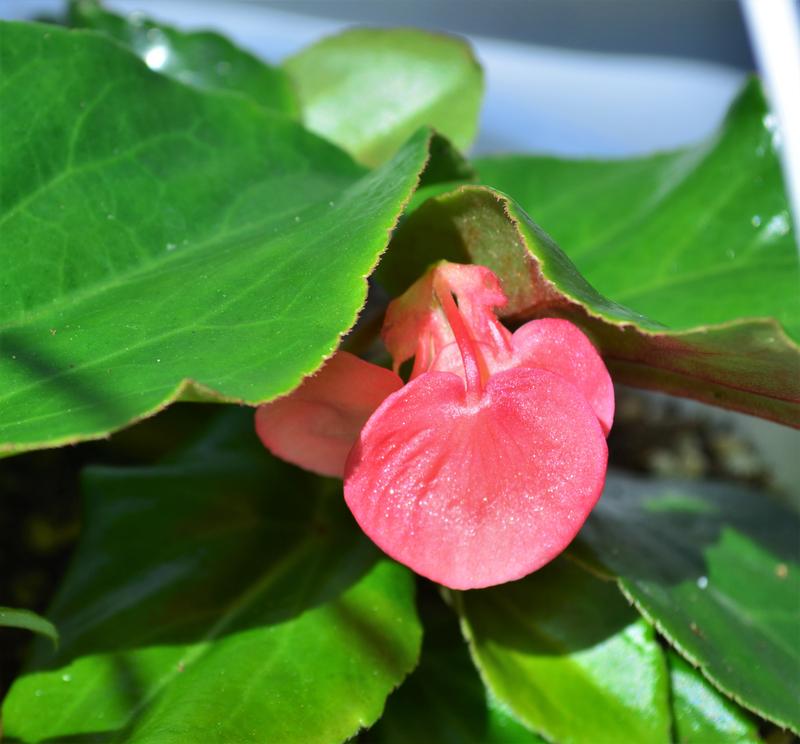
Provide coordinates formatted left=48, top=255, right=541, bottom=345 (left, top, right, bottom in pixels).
left=1, top=4, right=797, bottom=743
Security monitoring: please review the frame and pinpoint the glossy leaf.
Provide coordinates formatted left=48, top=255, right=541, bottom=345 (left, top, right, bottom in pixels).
left=0, top=22, right=431, bottom=455
left=368, top=592, right=543, bottom=744
left=68, top=0, right=297, bottom=114
left=455, top=559, right=672, bottom=744
left=572, top=471, right=800, bottom=732
left=2, top=409, right=421, bottom=743
left=668, top=651, right=760, bottom=744
left=284, top=28, right=483, bottom=166
left=475, top=80, right=798, bottom=340
left=0, top=607, right=58, bottom=646
left=382, top=82, right=800, bottom=426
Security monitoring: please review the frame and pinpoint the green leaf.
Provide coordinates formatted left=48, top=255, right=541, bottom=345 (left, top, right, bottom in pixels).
left=668, top=651, right=760, bottom=744
left=381, top=81, right=800, bottom=426
left=2, top=409, right=421, bottom=743
left=284, top=28, right=483, bottom=166
left=572, top=471, right=800, bottom=732
left=454, top=559, right=672, bottom=744
left=476, top=80, right=798, bottom=340
left=0, top=21, right=431, bottom=455
left=383, top=193, right=799, bottom=427
left=368, top=591, right=544, bottom=744
left=0, top=607, right=58, bottom=646
left=67, top=0, right=297, bottom=115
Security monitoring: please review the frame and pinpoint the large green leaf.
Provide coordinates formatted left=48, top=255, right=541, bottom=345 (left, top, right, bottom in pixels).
left=0, top=607, right=58, bottom=646
left=67, top=0, right=297, bottom=115
left=476, top=81, right=798, bottom=339
left=284, top=28, right=483, bottom=166
left=572, top=471, right=800, bottom=732
left=2, top=409, right=421, bottom=743
left=454, top=559, right=672, bottom=744
left=367, top=591, right=543, bottom=744
left=382, top=82, right=800, bottom=426
left=0, top=21, right=432, bottom=455
left=668, top=651, right=760, bottom=744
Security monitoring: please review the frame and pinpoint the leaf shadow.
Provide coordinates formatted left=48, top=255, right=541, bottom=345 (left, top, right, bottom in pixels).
left=6, top=410, right=386, bottom=741
left=0, top=330, right=136, bottom=450
left=22, top=410, right=378, bottom=669
left=361, top=584, right=521, bottom=743
left=458, top=555, right=636, bottom=660
left=572, top=470, right=799, bottom=588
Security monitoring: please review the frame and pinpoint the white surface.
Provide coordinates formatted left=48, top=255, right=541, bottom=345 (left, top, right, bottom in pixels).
left=741, top=0, right=800, bottom=250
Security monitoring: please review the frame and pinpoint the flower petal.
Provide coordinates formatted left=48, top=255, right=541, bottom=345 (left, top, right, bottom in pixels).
left=430, top=318, right=614, bottom=435
left=344, top=367, right=608, bottom=589
left=255, top=351, right=402, bottom=478
left=512, top=319, right=615, bottom=435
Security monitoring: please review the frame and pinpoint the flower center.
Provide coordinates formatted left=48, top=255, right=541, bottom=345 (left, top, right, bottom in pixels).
left=433, top=274, right=487, bottom=400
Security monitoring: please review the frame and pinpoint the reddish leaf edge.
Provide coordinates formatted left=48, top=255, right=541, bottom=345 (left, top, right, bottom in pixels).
left=615, top=580, right=799, bottom=735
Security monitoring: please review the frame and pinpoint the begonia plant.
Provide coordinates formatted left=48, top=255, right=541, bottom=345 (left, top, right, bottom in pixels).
left=258, top=261, right=612, bottom=589
left=0, top=2, right=798, bottom=743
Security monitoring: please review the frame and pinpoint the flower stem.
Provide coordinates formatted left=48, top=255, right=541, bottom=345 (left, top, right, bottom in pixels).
left=433, top=276, right=484, bottom=397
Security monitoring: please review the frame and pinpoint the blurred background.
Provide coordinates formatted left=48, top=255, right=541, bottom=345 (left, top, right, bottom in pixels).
left=6, top=0, right=753, bottom=156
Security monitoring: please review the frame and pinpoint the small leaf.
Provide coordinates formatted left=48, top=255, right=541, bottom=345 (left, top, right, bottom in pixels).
left=0, top=607, right=58, bottom=646
left=369, top=591, right=543, bottom=743
left=68, top=0, right=297, bottom=114
left=455, top=559, right=672, bottom=744
left=572, top=471, right=800, bottom=733
left=284, top=28, right=483, bottom=166
left=0, top=22, right=432, bottom=455
left=2, top=409, right=421, bottom=743
left=669, top=651, right=760, bottom=744
left=381, top=81, right=800, bottom=425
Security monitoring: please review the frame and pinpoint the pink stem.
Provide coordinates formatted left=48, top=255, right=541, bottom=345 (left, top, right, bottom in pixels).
left=433, top=277, right=484, bottom=397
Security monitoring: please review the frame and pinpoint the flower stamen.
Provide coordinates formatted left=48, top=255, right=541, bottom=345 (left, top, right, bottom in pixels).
left=433, top=275, right=485, bottom=398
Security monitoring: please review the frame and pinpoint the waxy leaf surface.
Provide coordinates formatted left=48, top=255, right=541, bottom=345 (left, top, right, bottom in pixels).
left=68, top=0, right=297, bottom=114
left=476, top=81, right=798, bottom=339
left=383, top=82, right=800, bottom=425
left=2, top=409, right=421, bottom=743
left=573, top=471, right=800, bottom=732
left=369, top=593, right=543, bottom=743
left=455, top=559, right=672, bottom=744
left=284, top=28, right=483, bottom=166
left=0, top=22, right=431, bottom=455
left=668, top=651, right=760, bottom=744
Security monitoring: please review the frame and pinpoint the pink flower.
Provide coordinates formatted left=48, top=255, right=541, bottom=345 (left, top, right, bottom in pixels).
left=257, top=262, right=612, bottom=589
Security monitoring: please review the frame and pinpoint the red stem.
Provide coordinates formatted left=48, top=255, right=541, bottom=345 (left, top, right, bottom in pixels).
left=433, top=277, right=484, bottom=397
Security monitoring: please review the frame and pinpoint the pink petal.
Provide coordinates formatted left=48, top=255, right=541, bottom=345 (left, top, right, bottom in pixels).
left=344, top=367, right=608, bottom=589
left=255, top=351, right=403, bottom=478
left=429, top=319, right=614, bottom=435
left=511, top=319, right=615, bottom=435
left=436, top=262, right=510, bottom=352
left=381, top=269, right=450, bottom=376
